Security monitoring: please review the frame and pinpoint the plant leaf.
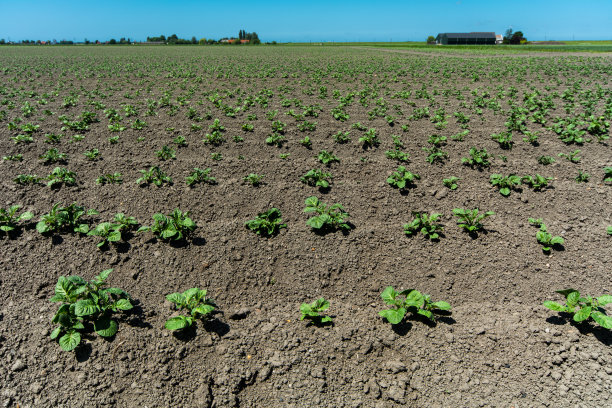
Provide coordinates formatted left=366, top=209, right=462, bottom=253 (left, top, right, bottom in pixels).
left=166, top=293, right=184, bottom=305
left=573, top=306, right=591, bottom=322
left=50, top=326, right=61, bottom=339
left=74, top=299, right=98, bottom=316
left=543, top=301, right=565, bottom=312
left=192, top=304, right=215, bottom=317
left=379, top=308, right=405, bottom=325
left=165, top=316, right=191, bottom=330
left=597, top=295, right=612, bottom=306
left=567, top=291, right=580, bottom=306
left=590, top=311, right=612, bottom=329
left=59, top=331, right=81, bottom=351
left=380, top=286, right=397, bottom=305
left=432, top=301, right=451, bottom=311
left=94, top=316, right=118, bottom=337
left=115, top=299, right=133, bottom=311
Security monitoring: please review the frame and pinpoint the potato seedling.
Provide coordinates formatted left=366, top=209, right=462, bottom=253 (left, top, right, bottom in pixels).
left=543, top=289, right=612, bottom=329
left=165, top=288, right=216, bottom=331
left=173, top=135, right=187, bottom=146
left=83, top=148, right=100, bottom=161
left=37, top=202, right=99, bottom=234
left=491, top=131, right=513, bottom=149
left=155, top=145, right=176, bottom=160
left=96, top=173, right=123, bottom=185
left=300, top=298, right=333, bottom=325
left=359, top=128, right=380, bottom=148
left=47, top=167, right=76, bottom=187
left=245, top=208, right=287, bottom=237
left=50, top=269, right=133, bottom=351
left=40, top=148, right=67, bottom=164
left=427, top=134, right=447, bottom=147
left=332, top=131, right=351, bottom=144
left=452, top=208, right=494, bottom=233
left=304, top=196, right=351, bottom=232
left=443, top=177, right=459, bottom=190
left=186, top=168, right=216, bottom=186
left=537, top=155, right=555, bottom=165
left=404, top=212, right=443, bottom=240
left=521, top=174, right=553, bottom=191
left=489, top=174, right=521, bottom=196
left=137, top=166, right=172, bottom=186
left=385, top=149, right=410, bottom=163
left=604, top=167, right=612, bottom=183
left=423, top=146, right=449, bottom=164
left=387, top=166, right=420, bottom=190
left=558, top=150, right=581, bottom=163
left=301, top=169, right=332, bottom=189
left=0, top=205, right=33, bottom=236
left=113, top=213, right=139, bottom=232
left=607, top=226, right=612, bottom=235
left=131, top=119, right=147, bottom=130
left=3, top=154, right=23, bottom=161
left=88, top=222, right=122, bottom=248
left=318, top=150, right=339, bottom=166
left=44, top=133, right=64, bottom=144
left=14, top=174, right=41, bottom=185
left=528, top=217, right=544, bottom=227
left=535, top=223, right=564, bottom=252
left=451, top=130, right=469, bottom=141
left=243, top=173, right=265, bottom=186
left=11, top=134, right=33, bottom=144
left=522, top=131, right=540, bottom=145
left=265, top=132, right=286, bottom=147
left=462, top=147, right=491, bottom=168
left=575, top=171, right=589, bottom=183
left=379, top=286, right=451, bottom=324
left=138, top=209, right=196, bottom=241
left=300, top=135, right=312, bottom=148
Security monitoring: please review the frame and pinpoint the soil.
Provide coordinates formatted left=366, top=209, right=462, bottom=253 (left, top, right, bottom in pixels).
left=0, top=45, right=611, bottom=407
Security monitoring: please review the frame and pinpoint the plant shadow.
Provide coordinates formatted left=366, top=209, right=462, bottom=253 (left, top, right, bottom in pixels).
left=191, top=236, right=207, bottom=246
left=304, top=316, right=335, bottom=328
left=172, top=325, right=198, bottom=342
left=203, top=318, right=230, bottom=338
left=51, top=235, right=64, bottom=245
left=124, top=302, right=152, bottom=329
left=75, top=342, right=92, bottom=362
left=546, top=314, right=611, bottom=346
left=391, top=321, right=413, bottom=336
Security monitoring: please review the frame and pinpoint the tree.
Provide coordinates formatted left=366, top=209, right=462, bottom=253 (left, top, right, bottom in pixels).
left=510, top=31, right=526, bottom=45
left=198, top=38, right=207, bottom=45
left=426, top=35, right=435, bottom=44
left=0, top=39, right=5, bottom=45
left=109, top=38, right=117, bottom=44
left=191, top=36, right=197, bottom=44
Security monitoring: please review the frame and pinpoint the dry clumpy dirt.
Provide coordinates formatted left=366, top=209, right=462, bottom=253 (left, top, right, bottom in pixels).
left=0, top=46, right=611, bottom=407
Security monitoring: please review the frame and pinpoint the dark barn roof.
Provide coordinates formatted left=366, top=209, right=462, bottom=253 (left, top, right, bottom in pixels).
left=437, top=32, right=496, bottom=39
left=435, top=32, right=496, bottom=45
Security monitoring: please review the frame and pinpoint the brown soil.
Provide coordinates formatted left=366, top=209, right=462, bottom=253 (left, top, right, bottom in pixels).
left=0, top=46, right=611, bottom=407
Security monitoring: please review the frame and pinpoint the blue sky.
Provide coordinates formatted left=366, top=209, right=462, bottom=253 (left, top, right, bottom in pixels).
left=0, top=0, right=610, bottom=42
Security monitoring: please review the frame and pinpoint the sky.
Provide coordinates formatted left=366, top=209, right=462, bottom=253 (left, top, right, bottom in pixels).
left=0, top=0, right=610, bottom=42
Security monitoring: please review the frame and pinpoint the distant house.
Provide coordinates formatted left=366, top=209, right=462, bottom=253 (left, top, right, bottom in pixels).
left=435, top=32, right=496, bottom=45
left=495, top=34, right=503, bottom=44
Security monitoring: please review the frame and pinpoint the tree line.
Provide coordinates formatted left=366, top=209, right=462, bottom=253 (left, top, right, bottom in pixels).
left=0, top=30, right=266, bottom=45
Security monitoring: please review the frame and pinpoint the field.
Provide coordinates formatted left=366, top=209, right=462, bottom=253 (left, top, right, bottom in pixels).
left=0, top=45, right=611, bottom=407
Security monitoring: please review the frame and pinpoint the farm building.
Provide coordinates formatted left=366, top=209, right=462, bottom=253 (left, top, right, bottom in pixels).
left=435, top=32, right=496, bottom=45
